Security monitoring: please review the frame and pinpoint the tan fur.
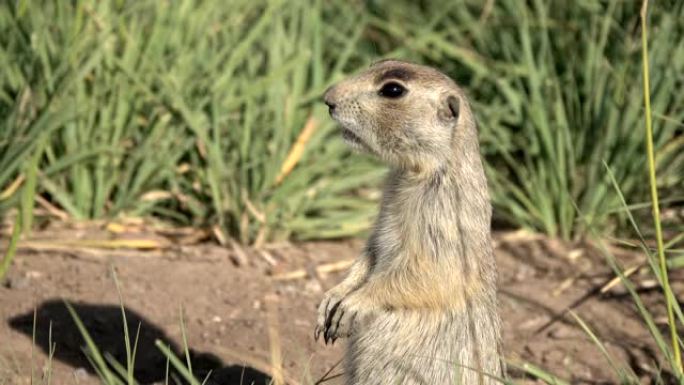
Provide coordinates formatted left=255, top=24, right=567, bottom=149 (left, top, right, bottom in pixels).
left=316, top=60, right=504, bottom=384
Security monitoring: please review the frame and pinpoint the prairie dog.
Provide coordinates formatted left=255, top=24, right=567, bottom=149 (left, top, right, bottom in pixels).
left=315, top=60, right=504, bottom=384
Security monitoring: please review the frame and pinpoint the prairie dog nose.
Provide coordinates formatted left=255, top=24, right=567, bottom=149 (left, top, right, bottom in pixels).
left=323, top=86, right=337, bottom=113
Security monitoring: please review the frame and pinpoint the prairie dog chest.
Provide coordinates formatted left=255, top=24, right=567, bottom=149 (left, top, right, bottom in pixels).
left=369, top=173, right=460, bottom=269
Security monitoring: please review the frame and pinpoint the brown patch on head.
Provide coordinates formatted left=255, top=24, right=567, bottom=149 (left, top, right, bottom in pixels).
left=370, top=60, right=457, bottom=91
left=375, top=68, right=415, bottom=84
left=370, top=58, right=404, bottom=67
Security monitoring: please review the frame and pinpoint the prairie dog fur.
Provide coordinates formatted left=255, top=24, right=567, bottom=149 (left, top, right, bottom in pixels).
left=315, top=60, right=504, bottom=384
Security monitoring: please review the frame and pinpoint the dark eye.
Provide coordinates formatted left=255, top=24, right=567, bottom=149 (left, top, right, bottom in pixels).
left=378, top=82, right=406, bottom=98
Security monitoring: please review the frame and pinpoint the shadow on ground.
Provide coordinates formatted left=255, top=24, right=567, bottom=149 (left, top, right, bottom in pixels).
left=8, top=300, right=271, bottom=385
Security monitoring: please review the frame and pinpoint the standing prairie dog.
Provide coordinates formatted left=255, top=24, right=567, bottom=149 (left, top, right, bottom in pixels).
left=315, top=60, right=504, bottom=384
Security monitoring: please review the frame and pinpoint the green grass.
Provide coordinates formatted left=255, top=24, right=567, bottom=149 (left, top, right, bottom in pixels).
left=0, top=0, right=384, bottom=245
left=393, top=0, right=684, bottom=240
left=1, top=0, right=682, bottom=245
left=521, top=2, right=683, bottom=383
left=639, top=0, right=681, bottom=371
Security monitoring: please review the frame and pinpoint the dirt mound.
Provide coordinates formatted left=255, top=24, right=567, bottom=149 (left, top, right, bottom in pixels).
left=0, top=232, right=676, bottom=384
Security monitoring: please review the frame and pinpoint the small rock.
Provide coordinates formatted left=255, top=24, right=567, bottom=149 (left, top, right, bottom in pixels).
left=227, top=308, right=241, bottom=319
left=73, top=367, right=89, bottom=382
left=518, top=315, right=548, bottom=330
left=4, top=275, right=30, bottom=290
left=515, top=264, right=536, bottom=281
left=542, top=348, right=566, bottom=365
left=549, top=326, right=581, bottom=339
left=25, top=270, right=43, bottom=279
left=304, top=279, right=323, bottom=294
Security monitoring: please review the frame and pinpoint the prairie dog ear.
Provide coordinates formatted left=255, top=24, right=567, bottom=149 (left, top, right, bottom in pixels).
left=438, top=94, right=460, bottom=122
left=446, top=95, right=460, bottom=120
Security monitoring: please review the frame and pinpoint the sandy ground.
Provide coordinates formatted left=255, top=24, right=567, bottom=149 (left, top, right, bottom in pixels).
left=0, top=229, right=679, bottom=385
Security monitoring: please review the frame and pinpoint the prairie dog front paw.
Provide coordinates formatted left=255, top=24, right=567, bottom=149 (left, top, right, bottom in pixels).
left=324, top=292, right=372, bottom=341
left=316, top=289, right=375, bottom=344
left=315, top=286, right=349, bottom=343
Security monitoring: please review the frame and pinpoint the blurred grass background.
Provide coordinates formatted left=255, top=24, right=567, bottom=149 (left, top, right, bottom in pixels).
left=0, top=0, right=682, bottom=244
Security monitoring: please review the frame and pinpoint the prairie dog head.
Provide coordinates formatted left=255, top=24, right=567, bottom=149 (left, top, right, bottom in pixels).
left=323, top=60, right=476, bottom=172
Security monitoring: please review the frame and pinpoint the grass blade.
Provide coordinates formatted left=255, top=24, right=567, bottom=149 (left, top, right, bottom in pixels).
left=639, top=0, right=681, bottom=374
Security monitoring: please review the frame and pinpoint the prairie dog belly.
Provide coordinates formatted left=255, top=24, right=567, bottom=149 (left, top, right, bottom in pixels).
left=346, top=307, right=502, bottom=385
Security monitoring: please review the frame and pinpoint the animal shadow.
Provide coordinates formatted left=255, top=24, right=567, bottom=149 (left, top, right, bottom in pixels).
left=8, top=300, right=271, bottom=385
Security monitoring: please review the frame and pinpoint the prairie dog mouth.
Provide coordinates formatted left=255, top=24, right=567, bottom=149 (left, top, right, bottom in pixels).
left=340, top=127, right=374, bottom=154
left=341, top=128, right=362, bottom=145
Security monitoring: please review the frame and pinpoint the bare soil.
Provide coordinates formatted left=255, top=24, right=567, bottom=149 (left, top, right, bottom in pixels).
left=0, top=228, right=680, bottom=385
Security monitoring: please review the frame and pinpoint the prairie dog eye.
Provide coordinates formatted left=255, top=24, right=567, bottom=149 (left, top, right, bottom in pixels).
left=378, top=82, right=406, bottom=98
